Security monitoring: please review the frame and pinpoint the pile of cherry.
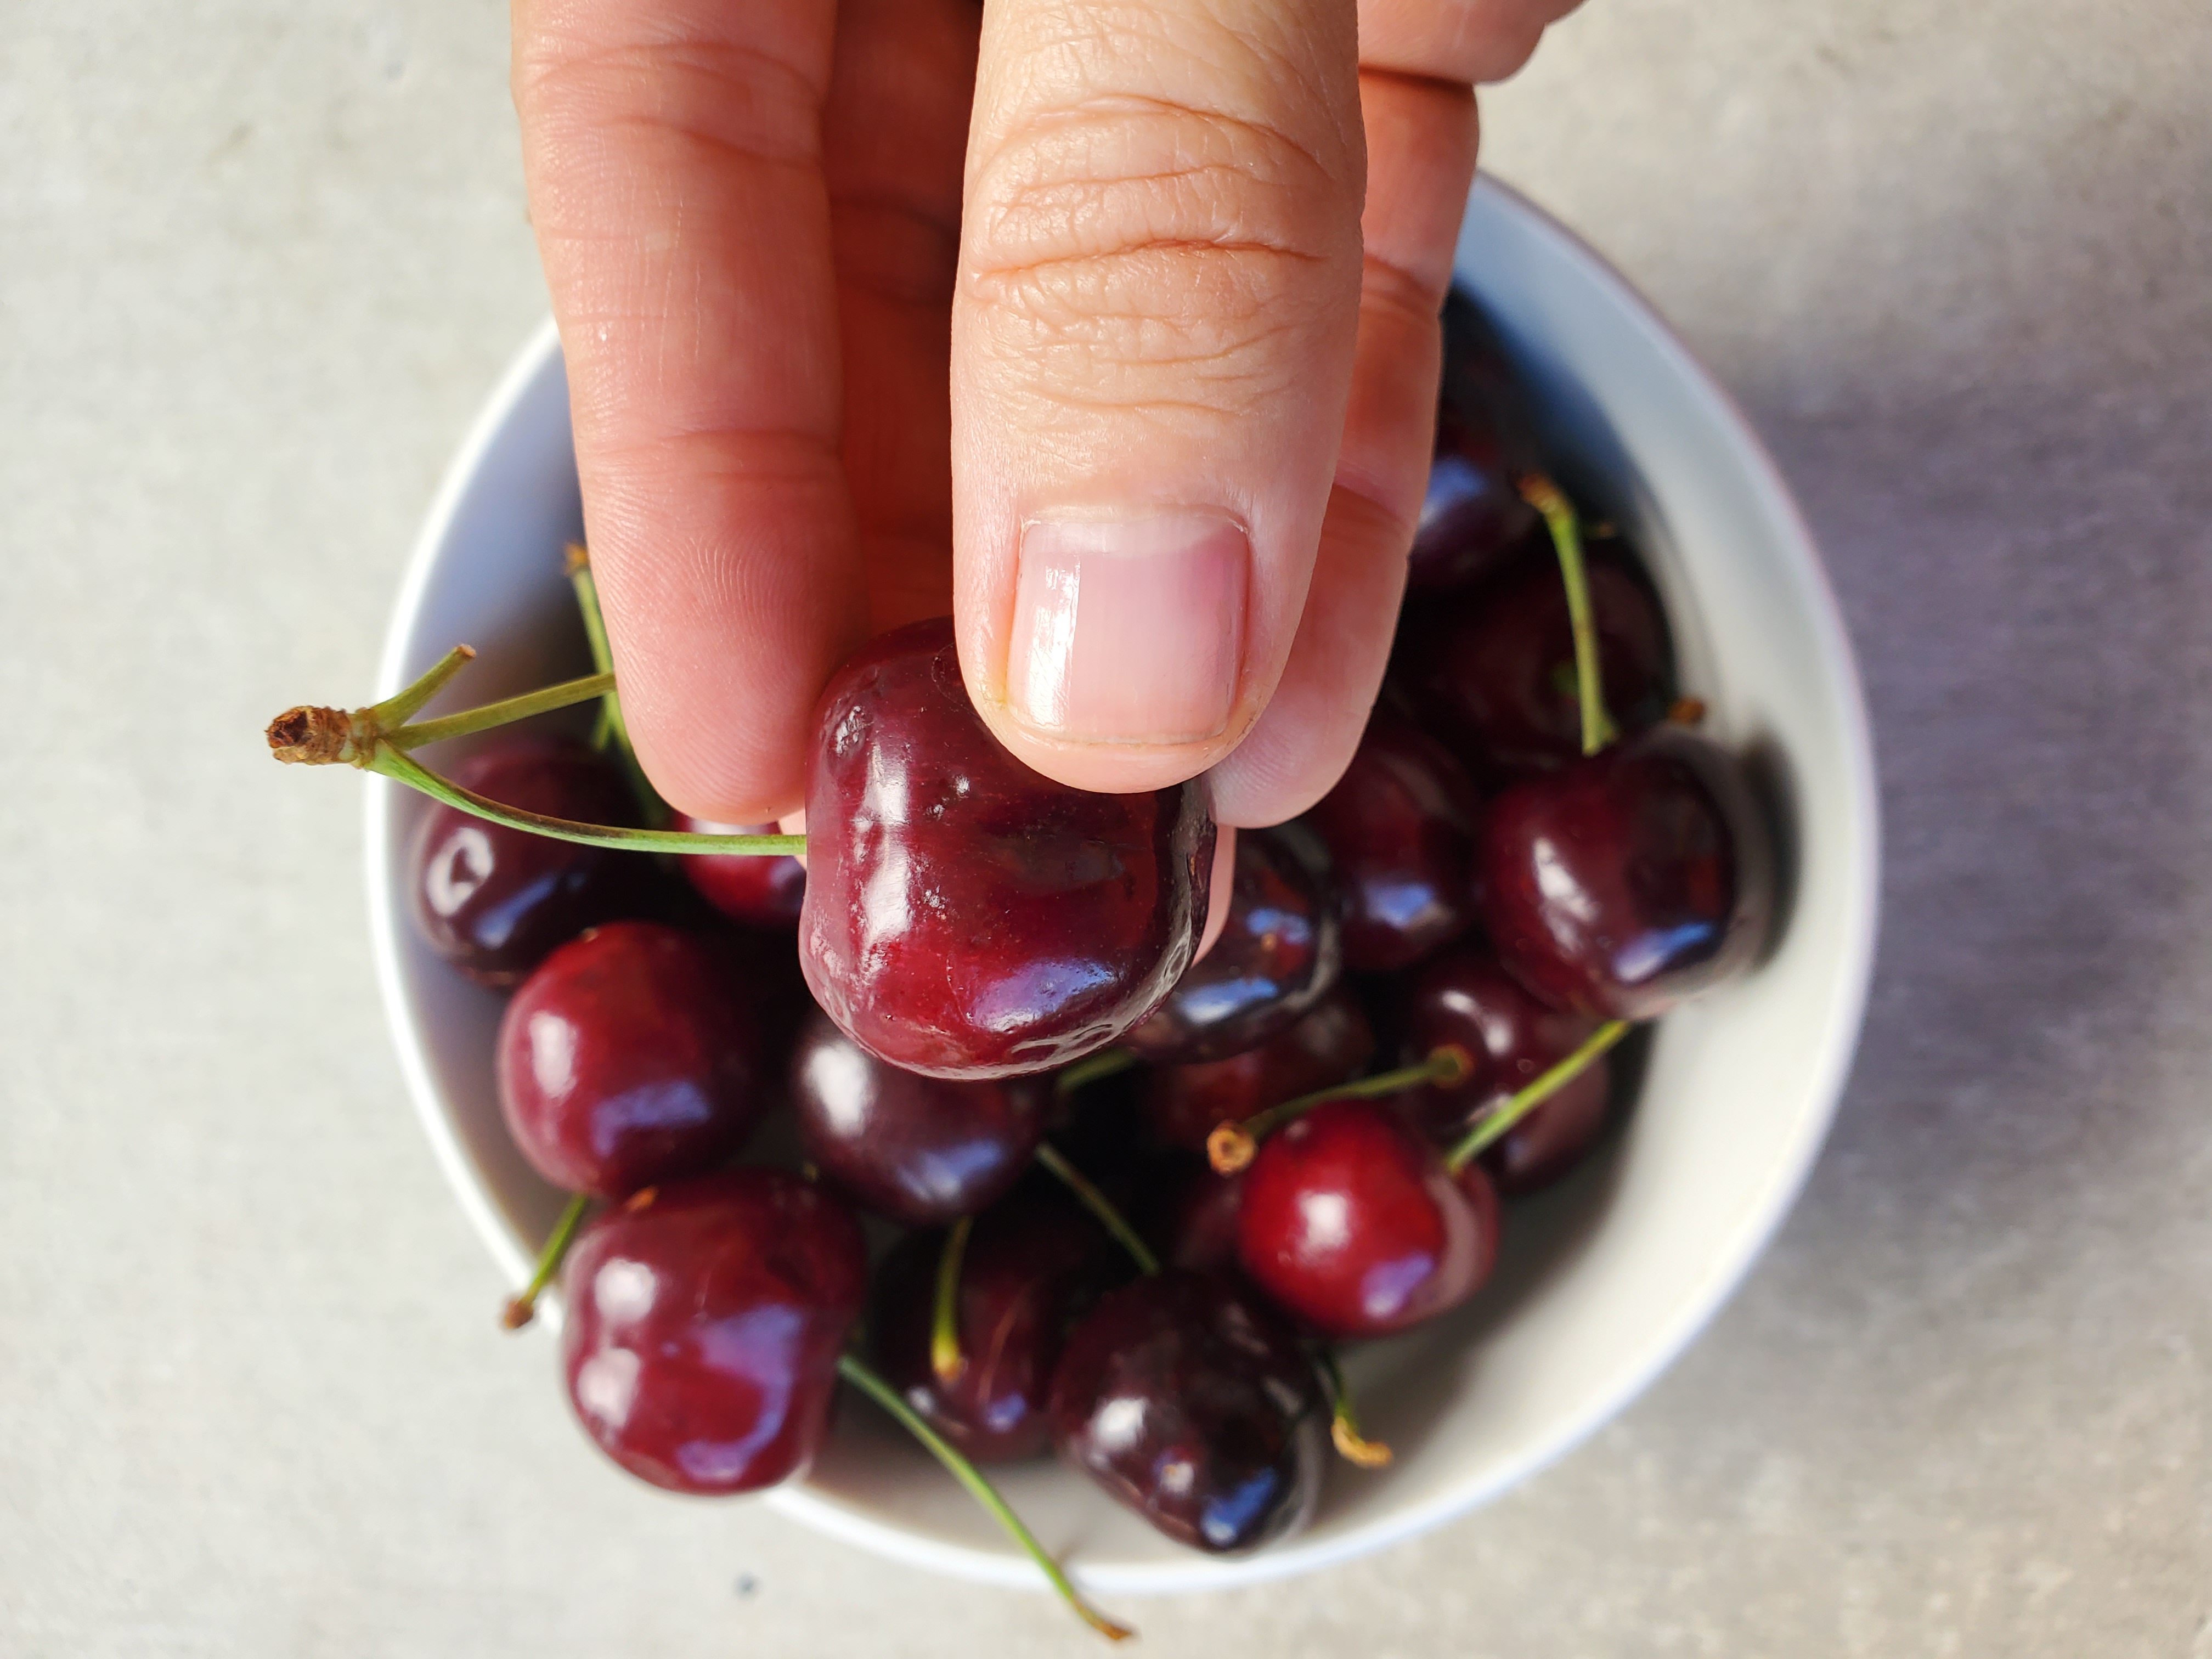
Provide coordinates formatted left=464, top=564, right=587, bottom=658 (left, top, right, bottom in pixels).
left=275, top=295, right=1774, bottom=1638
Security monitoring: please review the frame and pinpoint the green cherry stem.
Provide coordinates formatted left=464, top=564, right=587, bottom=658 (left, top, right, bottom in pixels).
left=565, top=543, right=668, bottom=827
left=370, top=746, right=805, bottom=856
left=369, top=643, right=477, bottom=727
left=564, top=545, right=625, bottom=754
left=386, top=670, right=616, bottom=751
left=929, top=1214, right=974, bottom=1385
left=1315, top=1347, right=1392, bottom=1469
left=837, top=1353, right=1133, bottom=1642
left=265, top=646, right=803, bottom=856
left=1207, top=1045, right=1475, bottom=1175
left=1032, top=1143, right=1160, bottom=1277
left=1443, top=1019, right=1631, bottom=1175
left=500, top=1192, right=592, bottom=1330
left=1053, top=1047, right=1136, bottom=1098
left=1520, top=474, right=1615, bottom=755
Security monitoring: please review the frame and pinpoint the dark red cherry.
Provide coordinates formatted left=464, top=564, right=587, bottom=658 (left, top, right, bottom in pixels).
left=1050, top=1271, right=1328, bottom=1553
left=870, top=1194, right=1119, bottom=1462
left=800, top=617, right=1216, bottom=1079
left=1459, top=1065, right=1610, bottom=1195
left=558, top=1169, right=867, bottom=1494
left=1297, top=714, right=1481, bottom=973
left=1479, top=726, right=1775, bottom=1019
left=1158, top=1161, right=1248, bottom=1274
left=1394, top=945, right=1611, bottom=1192
left=671, top=812, right=806, bottom=928
left=789, top=1011, right=1049, bottom=1226
left=1141, top=988, right=1375, bottom=1152
left=1406, top=292, right=1545, bottom=593
left=1123, top=824, right=1341, bottom=1065
left=1397, top=541, right=1671, bottom=778
left=408, top=737, right=645, bottom=984
left=496, top=922, right=765, bottom=1199
left=1236, top=1099, right=1502, bottom=1340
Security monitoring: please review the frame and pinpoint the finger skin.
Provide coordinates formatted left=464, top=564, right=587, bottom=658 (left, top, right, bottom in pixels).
left=1209, top=69, right=1479, bottom=825
left=949, top=0, right=1368, bottom=796
left=514, top=0, right=864, bottom=824
left=1358, top=0, right=1583, bottom=84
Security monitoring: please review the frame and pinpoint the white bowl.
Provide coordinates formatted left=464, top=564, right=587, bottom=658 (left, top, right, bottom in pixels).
left=366, top=177, right=1879, bottom=1597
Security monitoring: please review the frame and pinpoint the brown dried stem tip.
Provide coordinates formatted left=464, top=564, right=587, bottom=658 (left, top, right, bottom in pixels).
left=1207, top=1121, right=1257, bottom=1175
left=1331, top=1416, right=1395, bottom=1469
left=266, top=705, right=360, bottom=766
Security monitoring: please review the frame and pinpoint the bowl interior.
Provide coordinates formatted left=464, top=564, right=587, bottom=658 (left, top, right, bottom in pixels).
left=367, top=177, right=1878, bottom=1597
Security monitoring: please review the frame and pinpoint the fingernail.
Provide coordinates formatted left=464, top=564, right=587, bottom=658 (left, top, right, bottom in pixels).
left=1006, top=512, right=1248, bottom=744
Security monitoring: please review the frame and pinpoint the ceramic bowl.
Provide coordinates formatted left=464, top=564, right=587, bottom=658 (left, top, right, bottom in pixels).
left=366, top=176, right=1879, bottom=1596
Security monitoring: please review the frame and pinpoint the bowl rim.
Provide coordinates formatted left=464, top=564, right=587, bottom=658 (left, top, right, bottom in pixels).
left=366, top=173, right=1880, bottom=1598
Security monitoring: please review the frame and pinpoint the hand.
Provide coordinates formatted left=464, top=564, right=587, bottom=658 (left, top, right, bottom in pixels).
left=512, top=0, right=1577, bottom=827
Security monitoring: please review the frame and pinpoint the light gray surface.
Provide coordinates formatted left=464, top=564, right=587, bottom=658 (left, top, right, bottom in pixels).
left=1, top=1, right=2207, bottom=1654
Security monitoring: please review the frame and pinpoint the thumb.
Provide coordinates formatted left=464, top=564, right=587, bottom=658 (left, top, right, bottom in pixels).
left=949, top=0, right=1365, bottom=794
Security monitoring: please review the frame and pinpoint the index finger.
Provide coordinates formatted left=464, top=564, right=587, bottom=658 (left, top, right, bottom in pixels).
left=514, top=0, right=866, bottom=822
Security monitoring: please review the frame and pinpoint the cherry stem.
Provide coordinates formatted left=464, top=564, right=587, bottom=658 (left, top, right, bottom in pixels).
left=1032, top=1143, right=1160, bottom=1277
left=837, top=1353, right=1133, bottom=1642
left=269, top=647, right=806, bottom=856
left=566, top=543, right=665, bottom=827
left=1520, top=474, right=1615, bottom=755
left=387, top=669, right=617, bottom=751
left=929, top=1214, right=974, bottom=1385
left=1316, top=1348, right=1392, bottom=1469
left=1207, top=1046, right=1475, bottom=1175
left=1053, top=1047, right=1136, bottom=1098
left=1443, top=1019, right=1632, bottom=1175
left=500, top=1192, right=592, bottom=1330
left=370, top=644, right=476, bottom=726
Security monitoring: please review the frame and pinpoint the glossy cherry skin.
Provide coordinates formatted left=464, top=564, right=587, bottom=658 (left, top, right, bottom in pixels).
left=1458, top=1065, right=1610, bottom=1195
left=558, top=1169, right=868, bottom=1495
left=870, top=1193, right=1118, bottom=1462
left=1395, top=945, right=1611, bottom=1193
left=1407, top=291, right=1545, bottom=593
left=789, top=1011, right=1049, bottom=1226
left=1479, top=726, right=1775, bottom=1019
left=1158, top=1161, right=1248, bottom=1274
left=1124, top=825, right=1341, bottom=1065
left=1141, top=988, right=1375, bottom=1152
left=408, top=738, right=645, bottom=984
left=1050, top=1270, right=1328, bottom=1553
left=670, top=813, right=806, bottom=928
left=1297, top=713, right=1482, bottom=973
left=1237, top=1099, right=1502, bottom=1340
left=800, top=618, right=1216, bottom=1079
left=1397, top=541, right=1671, bottom=778
left=496, top=922, right=764, bottom=1199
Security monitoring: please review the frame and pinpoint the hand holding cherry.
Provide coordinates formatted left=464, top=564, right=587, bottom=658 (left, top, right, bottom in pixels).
left=266, top=283, right=1776, bottom=1637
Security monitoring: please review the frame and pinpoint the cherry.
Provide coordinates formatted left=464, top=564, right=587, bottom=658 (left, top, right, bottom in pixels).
left=1396, top=540, right=1671, bottom=779
left=559, top=1169, right=868, bottom=1494
left=800, top=617, right=1215, bottom=1080
left=1479, top=725, right=1775, bottom=1019
left=1236, top=1099, right=1502, bottom=1340
left=1395, top=945, right=1613, bottom=1193
left=1297, top=713, right=1482, bottom=973
left=1050, top=1271, right=1328, bottom=1553
left=408, top=737, right=646, bottom=983
left=1406, top=292, right=1546, bottom=594
left=789, top=1011, right=1049, bottom=1226
left=671, top=812, right=806, bottom=928
left=1141, top=987, right=1375, bottom=1152
left=1123, top=824, right=1341, bottom=1065
left=496, top=922, right=765, bottom=1199
left=1157, top=1161, right=1248, bottom=1274
left=870, top=1192, right=1119, bottom=1462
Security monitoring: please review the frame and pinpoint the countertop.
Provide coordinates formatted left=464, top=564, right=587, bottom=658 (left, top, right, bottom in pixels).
left=3, top=1, right=2207, bottom=1654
